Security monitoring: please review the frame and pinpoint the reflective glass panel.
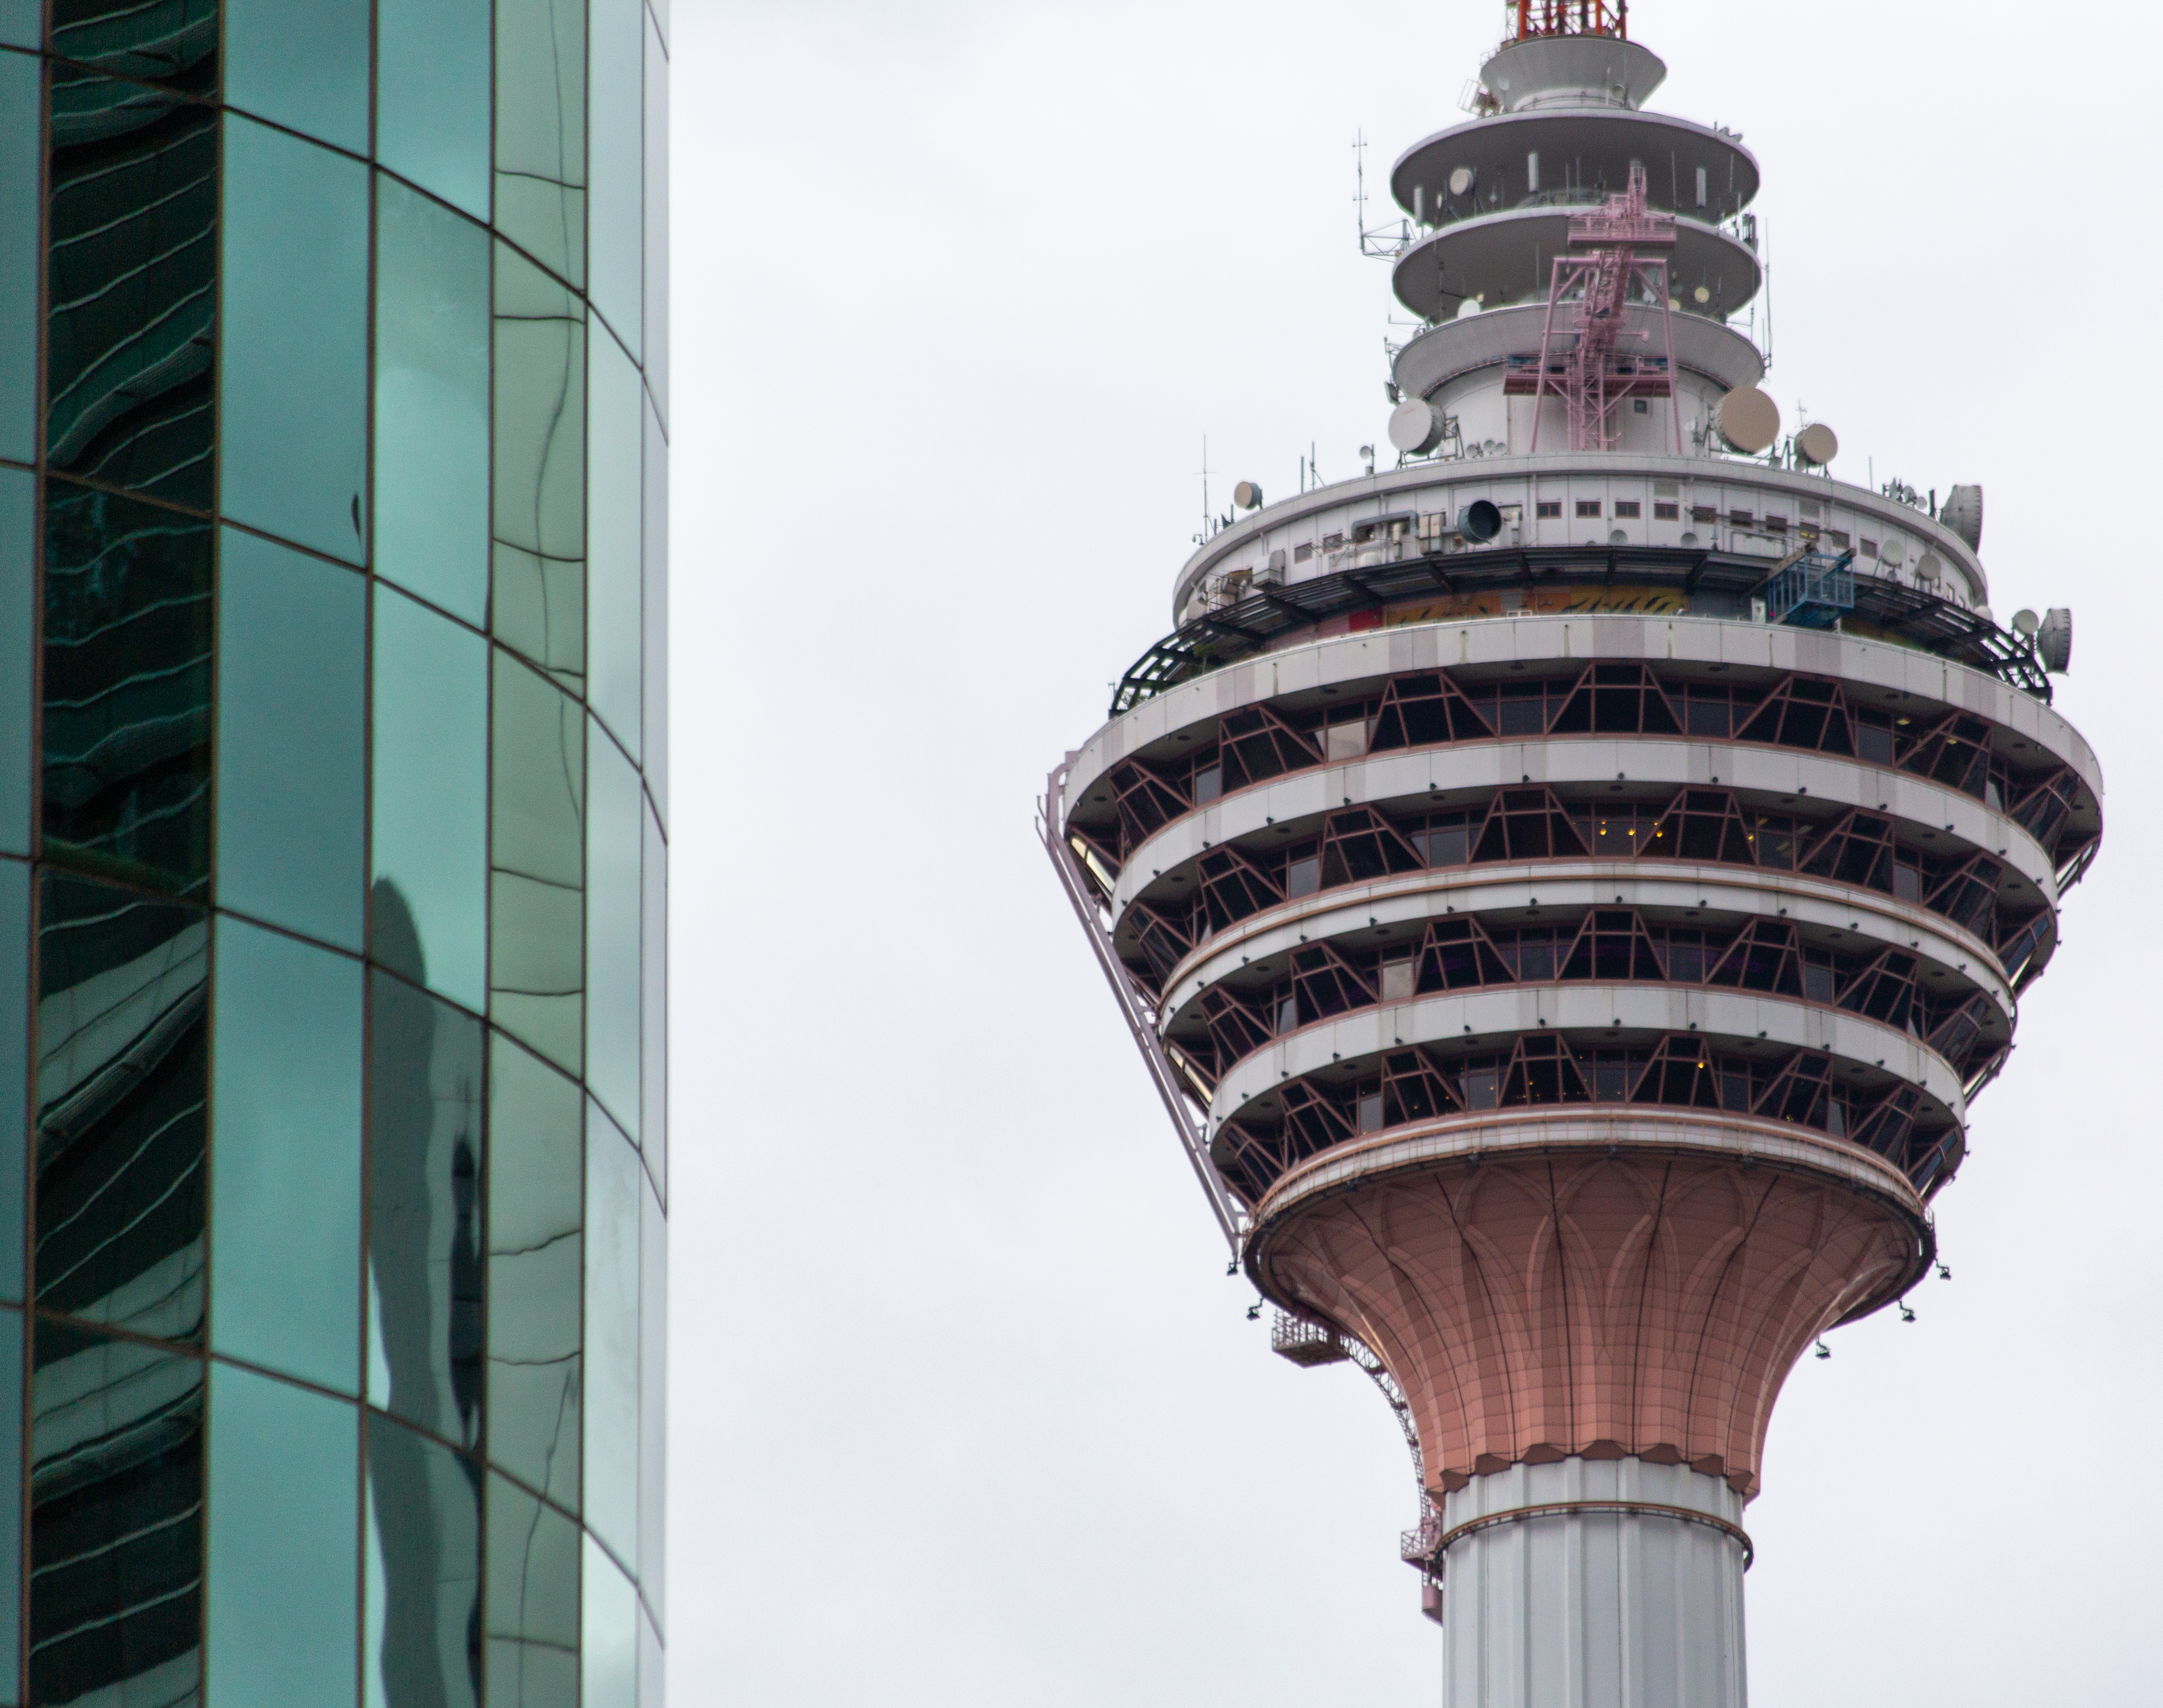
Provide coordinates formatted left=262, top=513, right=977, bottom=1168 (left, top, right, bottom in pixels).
left=637, top=1173, right=664, bottom=1618
left=0, top=467, right=30, bottom=856
left=638, top=1607, right=662, bottom=1708
left=641, top=393, right=668, bottom=829
left=42, top=482, right=212, bottom=893
left=0, top=1310, right=19, bottom=1692
left=35, top=874, right=206, bottom=1341
left=580, top=1535, right=636, bottom=1708
left=375, top=179, right=491, bottom=628
left=0, top=49, right=37, bottom=463
left=365, top=1413, right=482, bottom=1708
left=379, top=0, right=490, bottom=219
left=372, top=586, right=488, bottom=1014
left=0, top=6, right=33, bottom=46
left=216, top=529, right=366, bottom=949
left=209, top=917, right=363, bottom=1394
left=221, top=118, right=368, bottom=564
left=587, top=322, right=641, bottom=761
left=639, top=800, right=665, bottom=1199
left=225, top=0, right=367, bottom=154
left=492, top=653, right=584, bottom=1076
left=642, top=16, right=668, bottom=429
left=588, top=0, right=642, bottom=357
left=486, top=1035, right=580, bottom=1511
left=0, top=865, right=26, bottom=1301
left=493, top=245, right=585, bottom=692
left=30, top=1320, right=202, bottom=1706
left=48, top=0, right=218, bottom=88
left=583, top=1102, right=638, bottom=1566
left=368, top=969, right=485, bottom=1451
left=495, top=0, right=585, bottom=289
left=484, top=1473, right=578, bottom=1708
left=206, top=1364, right=358, bottom=1707
left=585, top=725, right=638, bottom=1139
left=44, top=81, right=215, bottom=506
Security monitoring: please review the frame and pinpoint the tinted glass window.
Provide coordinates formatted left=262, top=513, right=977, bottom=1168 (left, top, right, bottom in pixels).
left=209, top=917, right=363, bottom=1394
left=585, top=724, right=639, bottom=1138
left=583, top=1102, right=638, bottom=1566
left=586, top=320, right=642, bottom=761
left=375, top=179, right=491, bottom=628
left=372, top=586, right=488, bottom=1014
left=637, top=1172, right=665, bottom=1613
left=35, top=875, right=206, bottom=1341
left=639, top=800, right=666, bottom=1198
left=30, top=1320, right=202, bottom=1704
left=493, top=243, right=585, bottom=692
left=41, top=482, right=212, bottom=893
left=642, top=16, right=669, bottom=427
left=365, top=1412, right=482, bottom=1708
left=0, top=48, right=38, bottom=462
left=206, top=1364, right=358, bottom=1706
left=216, top=529, right=366, bottom=949
left=0, top=1310, right=18, bottom=1687
left=0, top=467, right=30, bottom=857
left=0, top=864, right=26, bottom=1300
left=486, top=1035, right=581, bottom=1511
left=485, top=1472, right=578, bottom=1708
left=369, top=969, right=485, bottom=1451
left=0, top=8, right=33, bottom=49
left=495, top=0, right=585, bottom=288
left=581, top=1534, right=636, bottom=1708
left=641, top=395, right=668, bottom=826
left=587, top=0, right=642, bottom=356
left=378, top=0, right=490, bottom=219
left=49, top=0, right=218, bottom=88
left=492, top=653, right=584, bottom=1075
left=224, top=0, right=368, bottom=154
left=221, top=117, right=368, bottom=564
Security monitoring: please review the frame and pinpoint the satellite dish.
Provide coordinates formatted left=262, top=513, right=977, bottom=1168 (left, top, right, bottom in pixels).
left=2038, top=607, right=2072, bottom=673
left=1942, top=484, right=1983, bottom=550
left=1455, top=296, right=1483, bottom=319
left=1717, top=386, right=1780, bottom=454
left=2012, top=608, right=2040, bottom=636
left=1796, top=423, right=1839, bottom=466
left=1459, top=500, right=1503, bottom=543
left=1883, top=537, right=1909, bottom=568
left=1448, top=165, right=1475, bottom=197
left=1388, top=398, right=1444, bottom=455
left=1914, top=551, right=1942, bottom=583
left=1693, top=284, right=1712, bottom=305
left=1233, top=480, right=1264, bottom=510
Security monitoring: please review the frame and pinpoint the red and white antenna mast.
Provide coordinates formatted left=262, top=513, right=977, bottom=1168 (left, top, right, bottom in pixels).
left=1515, top=0, right=1627, bottom=39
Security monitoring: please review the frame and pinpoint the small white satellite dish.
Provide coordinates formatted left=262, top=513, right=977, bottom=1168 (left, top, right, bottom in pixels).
left=1795, top=423, right=1839, bottom=466
left=1693, top=284, right=1712, bottom=305
left=1448, top=165, right=1475, bottom=197
left=1455, top=296, right=1483, bottom=318
left=1717, top=386, right=1781, bottom=454
left=1388, top=398, right=1445, bottom=456
left=1881, top=536, right=1907, bottom=567
left=2012, top=608, right=2040, bottom=636
left=1233, top=479, right=1264, bottom=510
left=1914, top=552, right=1941, bottom=584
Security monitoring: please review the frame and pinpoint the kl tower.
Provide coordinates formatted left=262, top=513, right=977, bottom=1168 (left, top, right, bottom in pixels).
left=1042, top=4, right=2102, bottom=1703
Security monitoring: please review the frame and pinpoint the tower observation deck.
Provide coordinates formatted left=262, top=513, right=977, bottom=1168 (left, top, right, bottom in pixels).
left=1042, top=7, right=2099, bottom=1705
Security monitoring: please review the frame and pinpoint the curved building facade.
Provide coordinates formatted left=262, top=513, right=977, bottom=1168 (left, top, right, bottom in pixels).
left=0, top=1, right=668, bottom=1704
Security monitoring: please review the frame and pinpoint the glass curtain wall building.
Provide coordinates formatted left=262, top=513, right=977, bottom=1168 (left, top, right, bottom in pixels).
left=0, top=0, right=669, bottom=1704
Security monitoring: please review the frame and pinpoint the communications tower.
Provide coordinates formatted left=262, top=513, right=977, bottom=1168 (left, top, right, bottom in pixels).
left=1042, top=6, right=2101, bottom=1704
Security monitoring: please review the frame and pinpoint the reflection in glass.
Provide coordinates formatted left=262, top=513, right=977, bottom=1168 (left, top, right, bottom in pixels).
left=205, top=1364, right=357, bottom=1706
left=493, top=243, right=585, bottom=693
left=372, top=586, right=488, bottom=1015
left=585, top=724, right=639, bottom=1137
left=581, top=1534, right=636, bottom=1708
left=492, top=654, right=584, bottom=1075
left=223, top=0, right=369, bottom=155
left=1, top=49, right=39, bottom=463
left=35, top=874, right=206, bottom=1342
left=486, top=1036, right=580, bottom=1512
left=44, top=83, right=215, bottom=508
left=587, top=319, right=642, bottom=761
left=216, top=528, right=366, bottom=949
left=640, top=799, right=666, bottom=1200
left=1, top=467, right=30, bottom=857
left=365, top=1412, right=482, bottom=1708
left=495, top=0, right=585, bottom=289
left=583, top=1103, right=638, bottom=1568
left=48, top=0, right=218, bottom=89
left=209, top=917, right=362, bottom=1394
left=0, top=865, right=26, bottom=1301
left=642, top=395, right=669, bottom=827
left=637, top=1173, right=666, bottom=1620
left=221, top=117, right=368, bottom=564
left=41, top=482, right=212, bottom=893
left=379, top=0, right=491, bottom=220
left=643, top=13, right=670, bottom=428
left=485, top=1472, right=578, bottom=1708
left=588, top=0, right=642, bottom=357
left=375, top=179, right=491, bottom=628
left=368, top=961, right=484, bottom=1451
left=29, top=1319, right=202, bottom=1707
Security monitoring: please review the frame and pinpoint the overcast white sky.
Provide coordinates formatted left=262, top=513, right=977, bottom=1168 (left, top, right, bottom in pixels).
left=671, top=2, right=2163, bottom=1701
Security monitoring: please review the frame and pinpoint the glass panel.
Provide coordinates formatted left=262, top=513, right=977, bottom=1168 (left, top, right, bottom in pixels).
left=379, top=0, right=491, bottom=220
left=642, top=15, right=668, bottom=428
left=375, top=178, right=491, bottom=628
left=637, top=1605, right=661, bottom=1708
left=0, top=467, right=30, bottom=856
left=29, top=1319, right=202, bottom=1706
left=0, top=865, right=27, bottom=1302
left=365, top=1413, right=482, bottom=1708
left=636, top=1173, right=663, bottom=1620
left=587, top=0, right=642, bottom=357
left=215, top=529, right=366, bottom=950
left=372, top=586, right=488, bottom=1015
left=48, top=0, right=217, bottom=87
left=638, top=800, right=664, bottom=1200
left=640, top=396, right=667, bottom=827
left=221, top=117, right=368, bottom=564
left=205, top=1364, right=358, bottom=1707
left=42, top=482, right=212, bottom=894
left=579, top=1535, right=635, bottom=1708
left=582, top=1102, right=637, bottom=1567
left=210, top=918, right=362, bottom=1394
left=585, top=726, right=638, bottom=1139
left=586, top=320, right=641, bottom=761
left=35, top=874, right=206, bottom=1341
left=486, top=1035, right=581, bottom=1511
left=493, top=244, right=585, bottom=692
left=0, top=1310, right=19, bottom=1693
left=0, top=49, right=37, bottom=463
left=495, top=0, right=585, bottom=289
left=224, top=0, right=369, bottom=155
left=0, top=6, right=34, bottom=46
left=368, top=969, right=485, bottom=1451
left=485, top=1473, right=578, bottom=1708
left=492, top=654, right=585, bottom=1074
left=646, top=0, right=668, bottom=51
left=44, top=82, right=216, bottom=508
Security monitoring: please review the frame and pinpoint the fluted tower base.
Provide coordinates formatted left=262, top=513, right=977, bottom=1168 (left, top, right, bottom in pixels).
left=1441, top=1458, right=1747, bottom=1708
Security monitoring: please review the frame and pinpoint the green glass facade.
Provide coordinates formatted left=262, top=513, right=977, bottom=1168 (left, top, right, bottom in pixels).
left=0, top=0, right=669, bottom=1702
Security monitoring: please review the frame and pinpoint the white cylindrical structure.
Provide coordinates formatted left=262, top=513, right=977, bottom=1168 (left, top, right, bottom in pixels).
left=1441, top=1458, right=1748, bottom=1708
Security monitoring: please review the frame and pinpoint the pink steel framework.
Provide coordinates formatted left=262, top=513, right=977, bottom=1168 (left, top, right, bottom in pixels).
left=1517, top=162, right=1684, bottom=455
